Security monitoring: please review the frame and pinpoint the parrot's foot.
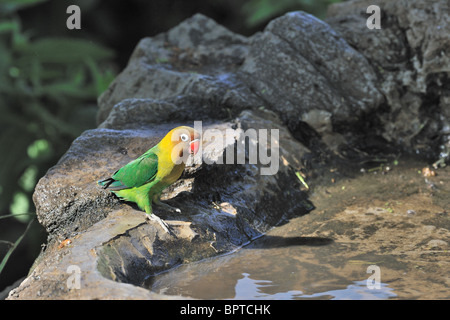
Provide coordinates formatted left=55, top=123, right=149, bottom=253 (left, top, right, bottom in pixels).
left=154, top=201, right=181, bottom=214
left=145, top=213, right=176, bottom=237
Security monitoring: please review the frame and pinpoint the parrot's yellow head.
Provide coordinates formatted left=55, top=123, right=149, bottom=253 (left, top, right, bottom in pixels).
left=159, top=126, right=201, bottom=164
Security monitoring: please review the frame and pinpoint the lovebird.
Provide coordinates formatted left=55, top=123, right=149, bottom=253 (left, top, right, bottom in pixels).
left=98, top=126, right=200, bottom=234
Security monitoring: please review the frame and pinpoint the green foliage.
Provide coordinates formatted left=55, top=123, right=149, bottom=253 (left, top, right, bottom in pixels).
left=0, top=0, right=116, bottom=281
left=0, top=0, right=116, bottom=221
left=0, top=215, right=34, bottom=276
left=0, top=0, right=48, bottom=14
left=241, top=0, right=342, bottom=27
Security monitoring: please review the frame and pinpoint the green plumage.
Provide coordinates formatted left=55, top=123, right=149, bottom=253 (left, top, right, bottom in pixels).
left=109, top=149, right=159, bottom=190
left=98, top=146, right=171, bottom=215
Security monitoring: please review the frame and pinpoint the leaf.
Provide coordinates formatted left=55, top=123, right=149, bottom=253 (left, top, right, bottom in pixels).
left=0, top=19, right=19, bottom=34
left=0, top=0, right=48, bottom=15
left=18, top=165, right=38, bottom=192
left=85, top=57, right=116, bottom=96
left=40, top=81, right=96, bottom=99
left=295, top=171, right=309, bottom=189
left=27, top=139, right=51, bottom=159
left=19, top=37, right=115, bottom=64
left=242, top=0, right=342, bottom=26
left=10, top=192, right=30, bottom=222
left=242, top=0, right=297, bottom=27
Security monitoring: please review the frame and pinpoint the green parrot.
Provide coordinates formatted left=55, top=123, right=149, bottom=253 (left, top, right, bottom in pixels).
left=98, top=126, right=200, bottom=233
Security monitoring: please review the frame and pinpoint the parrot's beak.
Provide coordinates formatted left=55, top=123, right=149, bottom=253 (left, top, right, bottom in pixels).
left=190, top=139, right=200, bottom=155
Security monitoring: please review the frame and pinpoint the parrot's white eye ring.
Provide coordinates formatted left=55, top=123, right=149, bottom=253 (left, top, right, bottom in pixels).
left=180, top=133, right=189, bottom=142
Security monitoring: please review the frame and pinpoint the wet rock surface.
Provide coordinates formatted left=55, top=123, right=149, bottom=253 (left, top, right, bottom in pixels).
left=270, top=161, right=450, bottom=299
left=8, top=0, right=450, bottom=299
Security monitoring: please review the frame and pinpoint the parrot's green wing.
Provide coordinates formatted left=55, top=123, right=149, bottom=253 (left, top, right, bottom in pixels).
left=99, top=149, right=159, bottom=190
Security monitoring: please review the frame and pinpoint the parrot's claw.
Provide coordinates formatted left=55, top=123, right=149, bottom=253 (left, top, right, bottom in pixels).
left=154, top=201, right=181, bottom=214
left=145, top=213, right=176, bottom=237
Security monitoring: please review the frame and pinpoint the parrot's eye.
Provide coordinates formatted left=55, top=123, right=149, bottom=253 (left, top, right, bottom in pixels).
left=180, top=133, right=189, bottom=142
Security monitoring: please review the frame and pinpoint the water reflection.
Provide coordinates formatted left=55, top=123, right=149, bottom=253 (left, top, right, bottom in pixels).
left=300, top=281, right=397, bottom=300
left=147, top=234, right=397, bottom=300
left=232, top=273, right=396, bottom=300
left=232, top=273, right=303, bottom=299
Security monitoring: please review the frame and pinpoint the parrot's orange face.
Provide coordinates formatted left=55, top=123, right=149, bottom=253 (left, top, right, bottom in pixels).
left=161, top=126, right=201, bottom=164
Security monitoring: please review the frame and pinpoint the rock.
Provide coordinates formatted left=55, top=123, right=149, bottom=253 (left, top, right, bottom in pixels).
left=238, top=11, right=383, bottom=132
left=326, top=0, right=450, bottom=155
left=7, top=209, right=166, bottom=300
left=97, top=13, right=260, bottom=125
left=426, top=239, right=447, bottom=249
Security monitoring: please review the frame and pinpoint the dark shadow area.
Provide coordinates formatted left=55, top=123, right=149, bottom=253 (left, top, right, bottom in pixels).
left=247, top=235, right=334, bottom=249
left=18, top=0, right=262, bottom=70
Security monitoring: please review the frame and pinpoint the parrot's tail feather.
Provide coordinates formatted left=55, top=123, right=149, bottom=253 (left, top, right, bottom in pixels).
left=98, top=178, right=127, bottom=191
left=97, top=177, right=114, bottom=188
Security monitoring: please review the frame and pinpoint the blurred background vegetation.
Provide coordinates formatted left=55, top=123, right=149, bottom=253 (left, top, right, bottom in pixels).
left=0, top=0, right=340, bottom=295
